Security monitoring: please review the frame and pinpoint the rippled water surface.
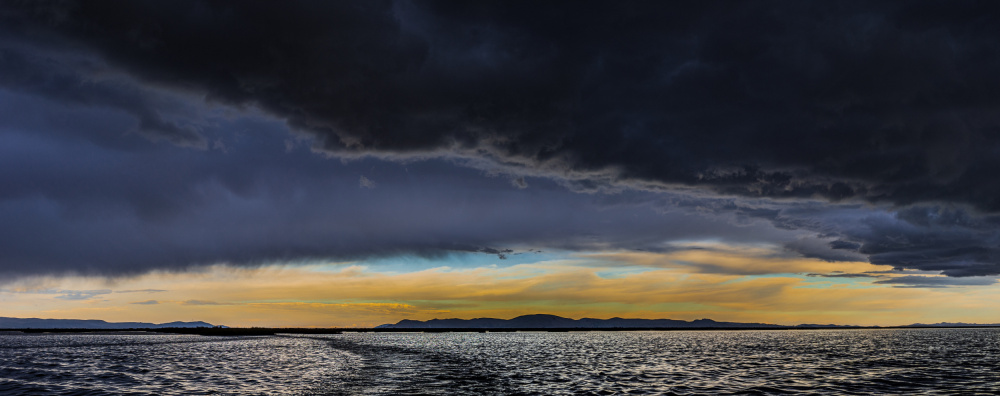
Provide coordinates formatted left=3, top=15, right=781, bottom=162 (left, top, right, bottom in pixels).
left=1, top=328, right=998, bottom=394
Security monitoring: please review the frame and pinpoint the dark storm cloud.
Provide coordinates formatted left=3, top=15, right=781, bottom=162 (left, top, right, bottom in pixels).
left=3, top=1, right=1000, bottom=280
left=873, top=275, right=997, bottom=288
left=632, top=193, right=1000, bottom=277
left=5, top=1, right=1000, bottom=209
left=805, top=271, right=997, bottom=287
left=829, top=240, right=862, bottom=251
left=0, top=89, right=803, bottom=279
left=716, top=200, right=1000, bottom=276
left=827, top=205, right=1000, bottom=277
left=784, top=237, right=868, bottom=263
left=0, top=43, right=206, bottom=148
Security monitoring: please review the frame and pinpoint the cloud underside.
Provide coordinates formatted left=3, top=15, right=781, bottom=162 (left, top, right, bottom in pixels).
left=1, top=2, right=1000, bottom=278
left=6, top=1, right=1000, bottom=207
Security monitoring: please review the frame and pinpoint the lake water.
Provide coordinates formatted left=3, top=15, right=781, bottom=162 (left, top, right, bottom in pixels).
left=1, top=328, right=997, bottom=394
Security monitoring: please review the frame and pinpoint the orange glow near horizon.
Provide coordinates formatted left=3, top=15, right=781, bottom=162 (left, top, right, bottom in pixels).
left=2, top=246, right=998, bottom=328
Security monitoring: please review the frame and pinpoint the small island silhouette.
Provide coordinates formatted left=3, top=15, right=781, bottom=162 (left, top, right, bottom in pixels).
left=0, top=317, right=216, bottom=329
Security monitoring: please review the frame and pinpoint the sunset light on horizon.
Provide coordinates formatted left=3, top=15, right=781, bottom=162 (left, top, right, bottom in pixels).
left=2, top=1, right=1000, bottom=330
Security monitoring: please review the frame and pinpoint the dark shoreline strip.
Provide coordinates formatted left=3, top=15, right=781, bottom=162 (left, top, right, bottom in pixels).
left=1, top=325, right=999, bottom=336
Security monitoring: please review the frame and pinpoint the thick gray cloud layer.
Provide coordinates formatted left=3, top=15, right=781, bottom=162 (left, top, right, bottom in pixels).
left=6, top=1, right=1000, bottom=208
left=0, top=86, right=801, bottom=277
left=1, top=1, right=1000, bottom=279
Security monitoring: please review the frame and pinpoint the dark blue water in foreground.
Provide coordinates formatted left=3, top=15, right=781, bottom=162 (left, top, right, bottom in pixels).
left=1, top=328, right=997, bottom=395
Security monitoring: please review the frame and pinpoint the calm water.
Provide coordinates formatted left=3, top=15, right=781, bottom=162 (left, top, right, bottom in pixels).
left=0, top=329, right=997, bottom=395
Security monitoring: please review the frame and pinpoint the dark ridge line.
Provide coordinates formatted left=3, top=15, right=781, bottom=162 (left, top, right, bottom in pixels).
left=2, top=325, right=1000, bottom=336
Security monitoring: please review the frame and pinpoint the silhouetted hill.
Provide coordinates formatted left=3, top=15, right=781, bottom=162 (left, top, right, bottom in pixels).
left=378, top=314, right=800, bottom=329
left=0, top=317, right=216, bottom=329
left=904, top=322, right=1000, bottom=327
left=377, top=315, right=1000, bottom=330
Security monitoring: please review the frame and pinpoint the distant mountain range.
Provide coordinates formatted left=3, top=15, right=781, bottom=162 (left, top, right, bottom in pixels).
left=3, top=315, right=995, bottom=330
left=0, top=317, right=216, bottom=329
left=376, top=314, right=863, bottom=329
left=903, top=322, right=1000, bottom=327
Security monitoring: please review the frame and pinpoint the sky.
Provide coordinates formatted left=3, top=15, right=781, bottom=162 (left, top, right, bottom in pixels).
left=2, top=1, right=1000, bottom=327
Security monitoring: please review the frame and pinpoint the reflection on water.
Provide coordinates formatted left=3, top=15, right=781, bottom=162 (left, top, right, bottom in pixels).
left=0, top=334, right=359, bottom=395
left=1, top=329, right=998, bottom=394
